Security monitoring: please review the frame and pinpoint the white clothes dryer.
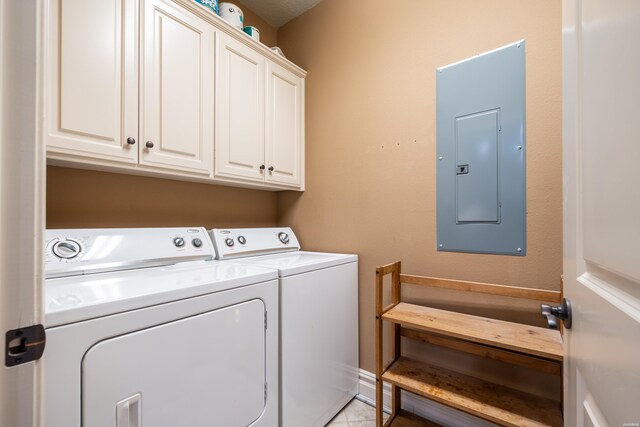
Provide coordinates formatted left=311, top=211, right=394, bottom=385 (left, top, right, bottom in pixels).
left=43, top=227, right=279, bottom=427
left=210, top=227, right=359, bottom=427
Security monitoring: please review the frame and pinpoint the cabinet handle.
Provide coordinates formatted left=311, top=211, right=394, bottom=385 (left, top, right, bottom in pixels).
left=126, top=137, right=136, bottom=145
left=145, top=141, right=154, bottom=149
left=259, top=165, right=265, bottom=171
left=268, top=166, right=274, bottom=172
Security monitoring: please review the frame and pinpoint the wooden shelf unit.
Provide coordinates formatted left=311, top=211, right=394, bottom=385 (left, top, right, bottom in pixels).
left=375, top=262, right=564, bottom=427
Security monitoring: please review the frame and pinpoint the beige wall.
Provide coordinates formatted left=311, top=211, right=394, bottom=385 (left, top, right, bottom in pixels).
left=47, top=166, right=278, bottom=228
left=277, top=0, right=562, bottom=380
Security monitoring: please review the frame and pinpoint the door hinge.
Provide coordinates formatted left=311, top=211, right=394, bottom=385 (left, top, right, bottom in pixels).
left=264, top=383, right=267, bottom=400
left=5, top=324, right=46, bottom=367
left=264, top=311, right=267, bottom=330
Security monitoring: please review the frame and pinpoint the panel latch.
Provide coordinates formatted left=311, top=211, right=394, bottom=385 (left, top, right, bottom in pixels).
left=456, top=164, right=469, bottom=175
left=5, top=324, right=46, bottom=367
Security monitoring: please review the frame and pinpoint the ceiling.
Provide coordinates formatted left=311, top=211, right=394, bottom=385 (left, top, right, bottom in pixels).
left=238, top=0, right=323, bottom=28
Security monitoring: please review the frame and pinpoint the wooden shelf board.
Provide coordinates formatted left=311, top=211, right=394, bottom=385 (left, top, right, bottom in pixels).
left=381, top=357, right=562, bottom=427
left=385, top=410, right=443, bottom=427
left=382, top=303, right=563, bottom=361
left=400, top=328, right=562, bottom=376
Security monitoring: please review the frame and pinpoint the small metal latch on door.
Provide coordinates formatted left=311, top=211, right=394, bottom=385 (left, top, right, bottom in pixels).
left=5, top=324, right=46, bottom=367
left=541, top=298, right=572, bottom=329
left=456, top=164, right=470, bottom=175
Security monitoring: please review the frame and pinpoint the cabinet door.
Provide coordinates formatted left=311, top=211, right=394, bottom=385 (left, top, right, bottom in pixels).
left=265, top=61, right=304, bottom=188
left=140, top=0, right=214, bottom=175
left=47, top=0, right=138, bottom=163
left=215, top=33, right=266, bottom=183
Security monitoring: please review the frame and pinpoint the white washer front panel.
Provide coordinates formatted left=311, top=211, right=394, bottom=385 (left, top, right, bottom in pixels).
left=83, top=299, right=266, bottom=427
left=281, top=262, right=358, bottom=427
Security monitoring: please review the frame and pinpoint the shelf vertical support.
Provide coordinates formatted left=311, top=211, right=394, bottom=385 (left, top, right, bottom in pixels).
left=391, top=262, right=402, bottom=417
left=375, top=261, right=402, bottom=426
left=375, top=266, right=384, bottom=427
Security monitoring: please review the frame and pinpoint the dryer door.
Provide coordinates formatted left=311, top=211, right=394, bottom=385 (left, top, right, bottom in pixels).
left=82, top=299, right=266, bottom=427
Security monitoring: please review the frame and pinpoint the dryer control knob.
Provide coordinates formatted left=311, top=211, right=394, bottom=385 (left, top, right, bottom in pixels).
left=174, top=237, right=185, bottom=247
left=192, top=238, right=203, bottom=248
left=237, top=236, right=246, bottom=245
left=52, top=239, right=81, bottom=259
left=278, top=232, right=290, bottom=244
left=225, top=238, right=235, bottom=247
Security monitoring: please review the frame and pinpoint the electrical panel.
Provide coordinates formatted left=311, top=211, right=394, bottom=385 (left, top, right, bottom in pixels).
left=436, top=41, right=526, bottom=256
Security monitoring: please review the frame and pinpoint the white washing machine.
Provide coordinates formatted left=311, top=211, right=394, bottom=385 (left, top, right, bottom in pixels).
left=210, top=227, right=359, bottom=427
left=43, top=227, right=279, bottom=427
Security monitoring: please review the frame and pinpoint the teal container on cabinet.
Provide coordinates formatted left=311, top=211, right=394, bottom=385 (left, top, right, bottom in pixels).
left=194, top=0, right=219, bottom=14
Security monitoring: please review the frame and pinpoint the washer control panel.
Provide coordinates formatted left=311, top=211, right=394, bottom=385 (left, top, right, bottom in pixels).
left=45, top=227, right=214, bottom=278
left=209, top=227, right=300, bottom=260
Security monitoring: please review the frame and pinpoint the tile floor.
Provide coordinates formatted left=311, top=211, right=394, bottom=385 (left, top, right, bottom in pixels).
left=326, top=398, right=389, bottom=426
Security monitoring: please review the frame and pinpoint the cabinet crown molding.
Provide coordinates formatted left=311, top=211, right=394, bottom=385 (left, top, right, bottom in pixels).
left=174, top=0, right=307, bottom=78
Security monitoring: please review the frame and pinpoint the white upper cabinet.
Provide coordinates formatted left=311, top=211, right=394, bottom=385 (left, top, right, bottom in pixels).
left=45, top=0, right=306, bottom=190
left=265, top=61, right=304, bottom=188
left=140, top=0, right=214, bottom=175
left=215, top=33, right=266, bottom=183
left=47, top=0, right=139, bottom=163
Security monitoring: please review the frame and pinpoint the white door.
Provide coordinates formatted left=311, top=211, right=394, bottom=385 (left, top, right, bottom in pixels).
left=46, top=0, right=139, bottom=164
left=0, top=1, right=45, bottom=425
left=82, top=300, right=266, bottom=427
left=563, top=0, right=640, bottom=425
left=215, top=33, right=266, bottom=183
left=140, top=0, right=214, bottom=175
left=265, top=61, right=304, bottom=188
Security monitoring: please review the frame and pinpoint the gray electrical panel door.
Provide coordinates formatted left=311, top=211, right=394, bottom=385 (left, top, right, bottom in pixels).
left=436, top=41, right=526, bottom=255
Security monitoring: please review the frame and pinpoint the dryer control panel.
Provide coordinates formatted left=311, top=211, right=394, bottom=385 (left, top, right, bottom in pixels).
left=45, top=227, right=214, bottom=278
left=210, top=227, right=301, bottom=260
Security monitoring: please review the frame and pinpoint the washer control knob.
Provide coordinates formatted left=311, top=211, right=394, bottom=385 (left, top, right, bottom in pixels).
left=192, top=238, right=203, bottom=248
left=278, top=232, right=290, bottom=244
left=237, top=236, right=246, bottom=245
left=225, top=238, right=235, bottom=247
left=173, top=237, right=185, bottom=248
left=52, top=239, right=81, bottom=259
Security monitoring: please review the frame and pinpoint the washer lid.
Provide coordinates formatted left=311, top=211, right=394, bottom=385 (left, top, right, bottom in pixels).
left=230, top=251, right=357, bottom=277
left=44, top=261, right=277, bottom=327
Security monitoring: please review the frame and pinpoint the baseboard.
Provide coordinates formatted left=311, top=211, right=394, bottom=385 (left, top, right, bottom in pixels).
left=356, top=369, right=496, bottom=427
left=355, top=368, right=392, bottom=411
